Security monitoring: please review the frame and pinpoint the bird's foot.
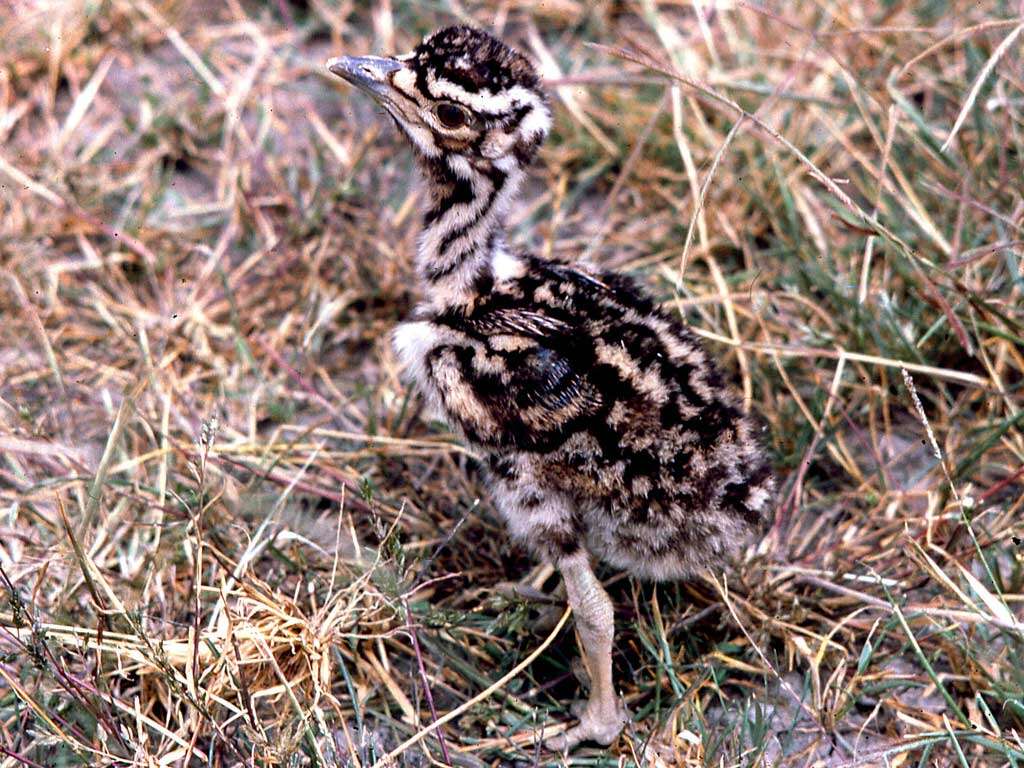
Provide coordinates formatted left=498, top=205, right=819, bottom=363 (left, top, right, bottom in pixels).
left=544, top=699, right=628, bottom=752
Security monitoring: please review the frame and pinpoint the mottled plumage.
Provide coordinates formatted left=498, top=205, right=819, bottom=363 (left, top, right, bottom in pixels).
left=400, top=255, right=773, bottom=579
left=328, top=25, right=774, bottom=751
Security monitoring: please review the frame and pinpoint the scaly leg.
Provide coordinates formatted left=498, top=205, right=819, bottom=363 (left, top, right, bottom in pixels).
left=544, top=550, right=627, bottom=752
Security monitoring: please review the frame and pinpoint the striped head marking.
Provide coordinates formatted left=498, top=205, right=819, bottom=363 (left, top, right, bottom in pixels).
left=327, top=26, right=551, bottom=169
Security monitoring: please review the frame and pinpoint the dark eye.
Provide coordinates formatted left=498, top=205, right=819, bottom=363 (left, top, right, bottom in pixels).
left=435, top=102, right=469, bottom=129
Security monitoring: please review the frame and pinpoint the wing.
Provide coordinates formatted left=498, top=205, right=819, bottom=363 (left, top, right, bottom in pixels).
left=465, top=307, right=573, bottom=337
left=430, top=304, right=603, bottom=451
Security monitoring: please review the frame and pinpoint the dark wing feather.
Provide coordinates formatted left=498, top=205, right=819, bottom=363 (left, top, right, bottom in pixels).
left=469, top=307, right=573, bottom=337
left=462, top=305, right=603, bottom=449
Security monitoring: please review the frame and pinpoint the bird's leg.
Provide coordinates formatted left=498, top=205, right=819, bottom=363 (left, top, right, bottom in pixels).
left=544, top=550, right=627, bottom=752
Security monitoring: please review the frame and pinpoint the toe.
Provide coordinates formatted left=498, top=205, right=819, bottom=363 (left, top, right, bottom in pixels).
left=544, top=724, right=586, bottom=753
left=543, top=732, right=572, bottom=753
left=543, top=705, right=627, bottom=752
left=588, top=701, right=630, bottom=745
left=586, top=712, right=626, bottom=746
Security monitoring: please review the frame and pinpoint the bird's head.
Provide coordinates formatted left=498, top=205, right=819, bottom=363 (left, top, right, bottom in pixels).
left=327, top=26, right=550, bottom=173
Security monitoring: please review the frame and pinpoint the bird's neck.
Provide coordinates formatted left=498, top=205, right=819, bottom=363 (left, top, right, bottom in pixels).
left=416, top=153, right=523, bottom=305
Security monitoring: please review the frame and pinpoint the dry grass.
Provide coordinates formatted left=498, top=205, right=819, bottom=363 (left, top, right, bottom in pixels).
left=2, top=1, right=1023, bottom=766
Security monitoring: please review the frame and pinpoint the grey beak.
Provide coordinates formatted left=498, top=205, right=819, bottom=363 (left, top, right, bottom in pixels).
left=326, top=55, right=403, bottom=100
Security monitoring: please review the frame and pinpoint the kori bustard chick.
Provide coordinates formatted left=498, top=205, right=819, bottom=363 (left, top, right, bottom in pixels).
left=327, top=26, right=774, bottom=751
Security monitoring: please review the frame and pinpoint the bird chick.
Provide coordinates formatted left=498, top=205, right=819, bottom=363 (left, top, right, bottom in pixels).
left=327, top=26, right=774, bottom=752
